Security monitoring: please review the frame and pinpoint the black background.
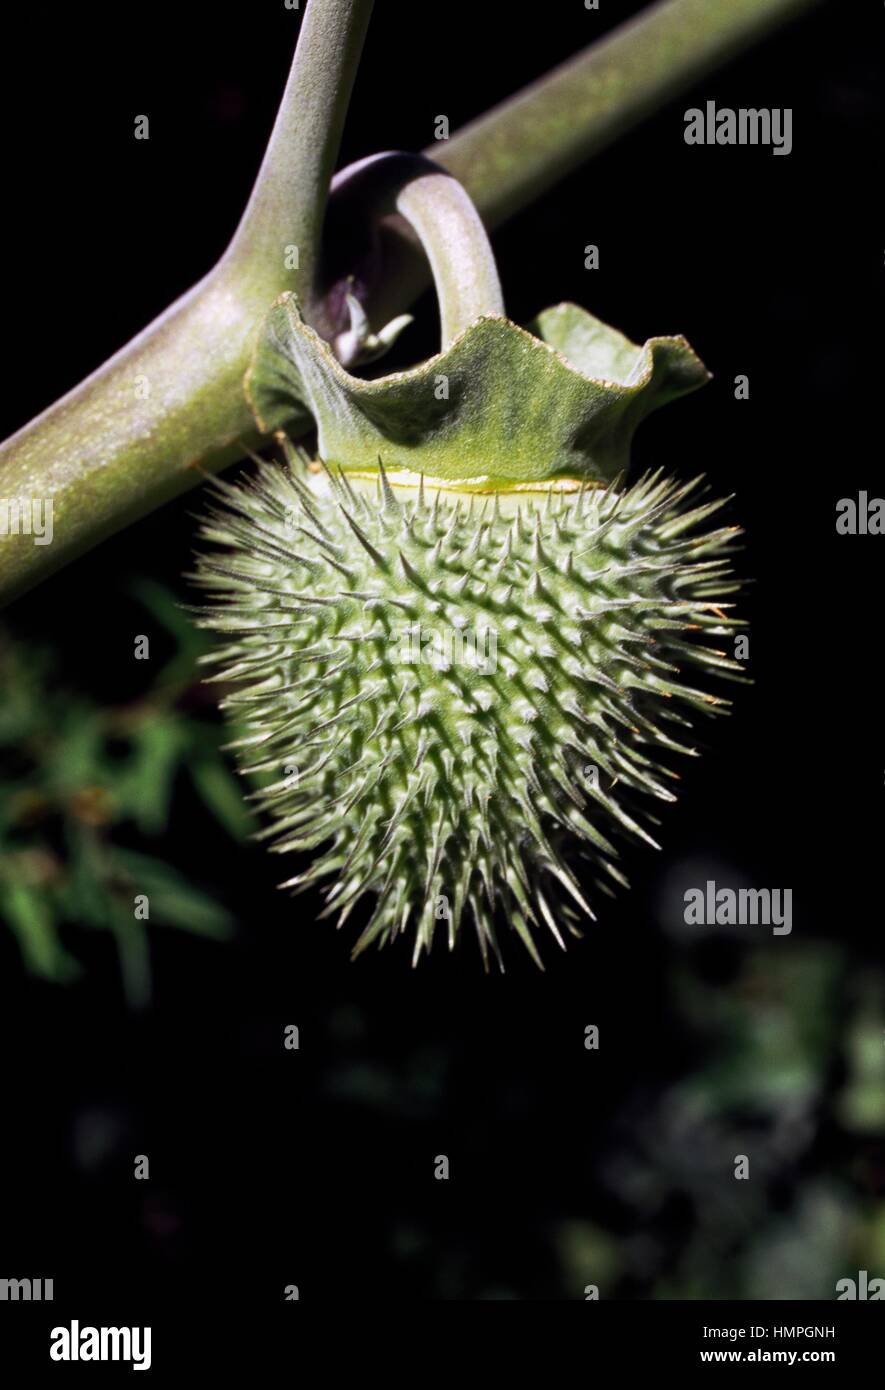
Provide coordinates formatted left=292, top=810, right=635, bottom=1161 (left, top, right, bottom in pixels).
left=0, top=0, right=883, bottom=1343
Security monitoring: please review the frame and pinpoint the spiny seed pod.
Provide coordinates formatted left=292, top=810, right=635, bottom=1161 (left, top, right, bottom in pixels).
left=193, top=448, right=742, bottom=966
left=192, top=163, right=744, bottom=966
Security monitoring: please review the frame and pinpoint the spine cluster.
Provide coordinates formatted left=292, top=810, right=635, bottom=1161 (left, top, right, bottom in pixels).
left=193, top=452, right=742, bottom=966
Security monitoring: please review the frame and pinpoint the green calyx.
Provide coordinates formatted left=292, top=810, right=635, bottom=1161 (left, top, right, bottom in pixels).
left=192, top=449, right=742, bottom=967
left=246, top=292, right=710, bottom=490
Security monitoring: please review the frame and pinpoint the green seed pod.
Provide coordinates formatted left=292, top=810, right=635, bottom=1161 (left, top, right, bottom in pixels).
left=192, top=292, right=743, bottom=966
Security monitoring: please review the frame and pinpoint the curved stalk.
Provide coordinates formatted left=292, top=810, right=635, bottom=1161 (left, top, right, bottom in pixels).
left=328, top=153, right=504, bottom=355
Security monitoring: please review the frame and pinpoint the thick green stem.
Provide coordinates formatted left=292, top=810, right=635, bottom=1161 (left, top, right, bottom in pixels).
left=0, top=0, right=820, bottom=605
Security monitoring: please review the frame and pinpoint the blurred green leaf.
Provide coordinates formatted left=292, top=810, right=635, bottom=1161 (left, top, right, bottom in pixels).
left=187, top=755, right=256, bottom=841
left=0, top=580, right=248, bottom=1002
left=114, top=717, right=186, bottom=833
left=0, top=881, right=79, bottom=981
left=113, top=849, right=234, bottom=937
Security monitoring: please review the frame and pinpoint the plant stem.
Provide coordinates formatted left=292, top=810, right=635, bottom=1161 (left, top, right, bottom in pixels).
left=0, top=0, right=820, bottom=605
